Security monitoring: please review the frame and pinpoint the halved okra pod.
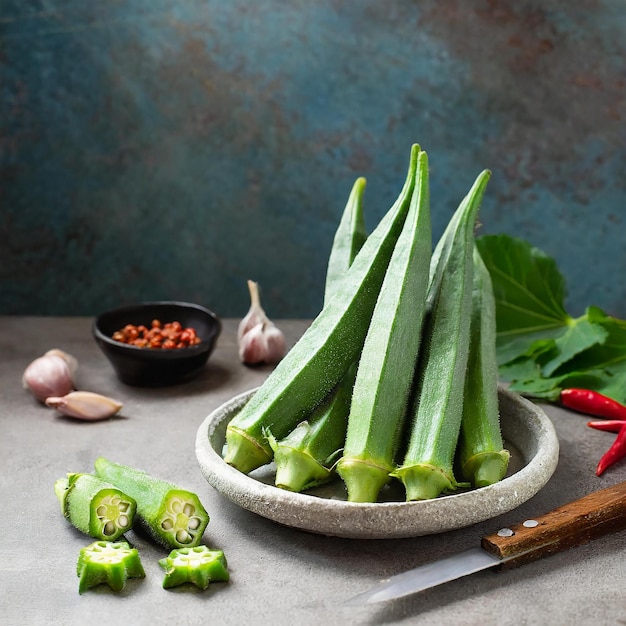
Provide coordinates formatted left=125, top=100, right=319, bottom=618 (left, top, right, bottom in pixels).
left=94, top=457, right=209, bottom=549
left=393, top=169, right=491, bottom=501
left=224, top=144, right=420, bottom=473
left=456, top=247, right=510, bottom=487
left=54, top=473, right=136, bottom=541
left=270, top=177, right=367, bottom=492
left=337, top=150, right=432, bottom=502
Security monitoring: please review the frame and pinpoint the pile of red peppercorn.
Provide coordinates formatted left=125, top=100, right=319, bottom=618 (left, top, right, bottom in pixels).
left=112, top=320, right=202, bottom=349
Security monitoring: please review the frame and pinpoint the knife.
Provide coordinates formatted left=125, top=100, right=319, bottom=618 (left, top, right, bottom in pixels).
left=347, top=480, right=626, bottom=605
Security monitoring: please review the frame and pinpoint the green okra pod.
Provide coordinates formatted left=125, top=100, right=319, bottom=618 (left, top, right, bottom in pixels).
left=268, top=363, right=358, bottom=492
left=269, top=176, right=368, bottom=492
left=94, top=457, right=209, bottom=549
left=323, top=176, right=367, bottom=305
left=337, top=150, right=432, bottom=502
left=393, top=169, right=491, bottom=501
left=224, top=144, right=420, bottom=473
left=456, top=247, right=510, bottom=487
left=54, top=473, right=136, bottom=541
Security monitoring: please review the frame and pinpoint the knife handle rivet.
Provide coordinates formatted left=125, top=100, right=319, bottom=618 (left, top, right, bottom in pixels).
left=523, top=519, right=539, bottom=528
left=497, top=528, right=514, bottom=537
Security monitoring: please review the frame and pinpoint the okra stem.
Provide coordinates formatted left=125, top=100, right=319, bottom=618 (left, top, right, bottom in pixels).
left=94, top=457, right=209, bottom=549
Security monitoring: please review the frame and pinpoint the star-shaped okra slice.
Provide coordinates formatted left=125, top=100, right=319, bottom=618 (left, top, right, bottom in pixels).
left=159, top=545, right=229, bottom=590
left=77, top=540, right=145, bottom=594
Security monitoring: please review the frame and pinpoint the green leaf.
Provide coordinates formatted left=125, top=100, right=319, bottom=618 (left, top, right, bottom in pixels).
left=476, top=234, right=626, bottom=405
left=475, top=234, right=570, bottom=338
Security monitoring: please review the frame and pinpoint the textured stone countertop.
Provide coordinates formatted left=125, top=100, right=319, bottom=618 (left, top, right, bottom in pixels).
left=1, top=317, right=625, bottom=626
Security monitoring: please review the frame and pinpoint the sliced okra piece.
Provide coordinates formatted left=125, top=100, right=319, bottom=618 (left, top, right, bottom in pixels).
left=54, top=473, right=136, bottom=541
left=159, top=545, right=229, bottom=590
left=94, top=457, right=209, bottom=549
left=77, top=540, right=145, bottom=594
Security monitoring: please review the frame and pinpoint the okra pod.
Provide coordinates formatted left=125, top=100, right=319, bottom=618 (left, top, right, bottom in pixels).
left=54, top=473, right=136, bottom=541
left=323, top=176, right=367, bottom=305
left=269, top=177, right=368, bottom=491
left=268, top=363, right=357, bottom=492
left=224, top=144, right=420, bottom=473
left=393, top=170, right=491, bottom=501
left=94, top=457, right=209, bottom=549
left=456, top=247, right=510, bottom=487
left=337, top=150, right=432, bottom=502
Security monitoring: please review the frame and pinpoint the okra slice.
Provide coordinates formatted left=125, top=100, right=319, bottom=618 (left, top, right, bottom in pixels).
left=224, top=145, right=420, bottom=473
left=54, top=473, right=136, bottom=541
left=77, top=540, right=145, bottom=594
left=94, top=457, right=209, bottom=549
left=337, top=150, right=432, bottom=502
left=393, top=169, right=491, bottom=501
left=268, top=363, right=357, bottom=492
left=456, top=248, right=510, bottom=487
left=159, top=545, right=229, bottom=590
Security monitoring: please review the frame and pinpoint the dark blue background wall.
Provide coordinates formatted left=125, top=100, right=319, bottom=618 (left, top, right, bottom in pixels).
left=2, top=1, right=625, bottom=320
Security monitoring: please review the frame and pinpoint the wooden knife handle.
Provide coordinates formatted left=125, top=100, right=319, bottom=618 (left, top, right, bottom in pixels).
left=481, top=481, right=626, bottom=569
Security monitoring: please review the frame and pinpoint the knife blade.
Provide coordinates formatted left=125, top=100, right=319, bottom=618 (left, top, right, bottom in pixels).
left=347, top=480, right=626, bottom=605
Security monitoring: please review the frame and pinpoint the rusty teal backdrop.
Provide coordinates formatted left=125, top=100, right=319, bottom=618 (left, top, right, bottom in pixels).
left=2, top=1, right=625, bottom=319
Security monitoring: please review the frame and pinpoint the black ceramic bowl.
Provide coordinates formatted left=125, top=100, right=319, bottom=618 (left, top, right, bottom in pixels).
left=93, top=301, right=222, bottom=386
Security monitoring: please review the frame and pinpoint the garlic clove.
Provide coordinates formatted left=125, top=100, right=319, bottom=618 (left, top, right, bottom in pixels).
left=237, top=280, right=268, bottom=343
left=238, top=322, right=269, bottom=364
left=22, top=353, right=75, bottom=403
left=44, top=349, right=78, bottom=376
left=263, top=323, right=287, bottom=364
left=45, top=391, right=123, bottom=421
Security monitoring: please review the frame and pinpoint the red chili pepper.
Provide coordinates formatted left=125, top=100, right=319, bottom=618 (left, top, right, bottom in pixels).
left=560, top=388, right=626, bottom=420
left=596, top=422, right=626, bottom=476
left=587, top=420, right=626, bottom=433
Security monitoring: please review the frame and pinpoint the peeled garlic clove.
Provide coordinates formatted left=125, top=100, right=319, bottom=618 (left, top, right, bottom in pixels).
left=22, top=353, right=75, bottom=403
left=237, top=280, right=268, bottom=343
left=45, top=391, right=123, bottom=421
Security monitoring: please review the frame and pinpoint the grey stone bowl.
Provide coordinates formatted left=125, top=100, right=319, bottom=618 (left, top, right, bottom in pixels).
left=195, top=386, right=559, bottom=539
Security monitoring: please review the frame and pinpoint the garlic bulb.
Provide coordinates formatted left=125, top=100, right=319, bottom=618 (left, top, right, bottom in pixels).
left=238, top=280, right=286, bottom=365
left=45, top=391, right=123, bottom=421
left=22, top=351, right=75, bottom=402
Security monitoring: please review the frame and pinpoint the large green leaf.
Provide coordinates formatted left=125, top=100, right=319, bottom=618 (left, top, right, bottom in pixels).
left=475, top=234, right=626, bottom=404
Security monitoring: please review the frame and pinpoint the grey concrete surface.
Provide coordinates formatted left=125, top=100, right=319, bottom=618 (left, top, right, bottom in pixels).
left=1, top=317, right=625, bottom=626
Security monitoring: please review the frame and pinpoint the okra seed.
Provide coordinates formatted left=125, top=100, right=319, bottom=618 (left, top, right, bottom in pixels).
left=96, top=505, right=107, bottom=516
left=118, top=515, right=129, bottom=528
left=104, top=521, right=116, bottom=535
left=188, top=517, right=200, bottom=530
left=161, top=519, right=174, bottom=530
left=176, top=530, right=190, bottom=543
left=183, top=503, right=195, bottom=516
left=171, top=500, right=183, bottom=514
